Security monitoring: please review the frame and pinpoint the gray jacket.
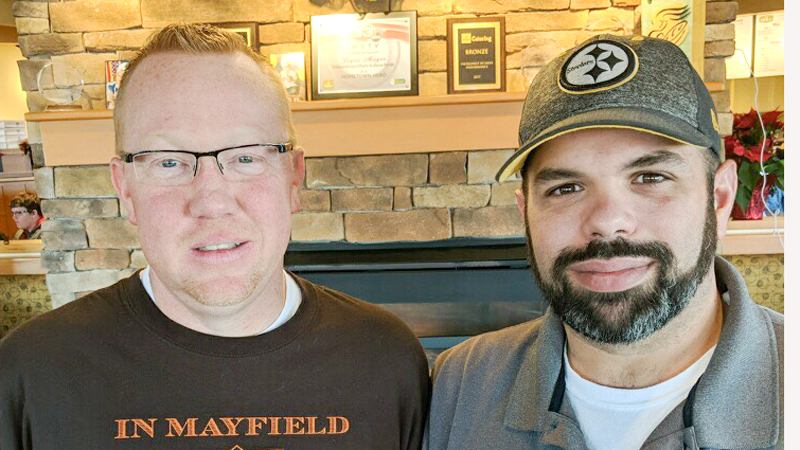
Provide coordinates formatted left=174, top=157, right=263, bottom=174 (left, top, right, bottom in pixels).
left=424, top=257, right=784, bottom=450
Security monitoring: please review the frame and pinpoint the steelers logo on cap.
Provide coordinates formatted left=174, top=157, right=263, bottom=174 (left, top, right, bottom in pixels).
left=559, top=39, right=638, bottom=94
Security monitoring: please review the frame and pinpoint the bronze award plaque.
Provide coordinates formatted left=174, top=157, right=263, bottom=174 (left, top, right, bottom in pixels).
left=447, top=17, right=505, bottom=94
left=311, top=11, right=418, bottom=100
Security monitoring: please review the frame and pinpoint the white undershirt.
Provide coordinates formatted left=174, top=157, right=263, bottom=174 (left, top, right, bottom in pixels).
left=139, top=265, right=302, bottom=335
left=564, top=344, right=716, bottom=450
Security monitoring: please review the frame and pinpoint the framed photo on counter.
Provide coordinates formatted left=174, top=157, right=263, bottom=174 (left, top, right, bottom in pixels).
left=268, top=51, right=308, bottom=102
left=310, top=11, right=418, bottom=100
left=447, top=17, right=505, bottom=94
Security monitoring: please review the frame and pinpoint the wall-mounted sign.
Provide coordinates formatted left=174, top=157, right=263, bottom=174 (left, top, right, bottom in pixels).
left=727, top=14, right=754, bottom=79
left=446, top=17, right=505, bottom=94
left=310, top=11, right=418, bottom=100
left=727, top=11, right=784, bottom=79
left=641, top=0, right=696, bottom=68
left=753, top=11, right=784, bottom=77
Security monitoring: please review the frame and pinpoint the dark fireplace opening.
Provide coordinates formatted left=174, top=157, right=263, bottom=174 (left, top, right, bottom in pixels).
left=286, top=238, right=547, bottom=364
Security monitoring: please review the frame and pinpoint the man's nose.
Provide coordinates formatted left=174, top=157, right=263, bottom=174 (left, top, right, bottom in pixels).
left=581, top=188, right=637, bottom=240
left=187, top=156, right=237, bottom=219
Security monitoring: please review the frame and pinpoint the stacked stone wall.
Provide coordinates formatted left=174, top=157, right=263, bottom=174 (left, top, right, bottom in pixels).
left=12, top=0, right=739, bottom=305
left=33, top=149, right=527, bottom=306
left=14, top=0, right=644, bottom=111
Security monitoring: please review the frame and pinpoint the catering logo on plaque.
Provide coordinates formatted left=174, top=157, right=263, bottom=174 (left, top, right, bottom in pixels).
left=311, top=12, right=418, bottom=99
left=447, top=17, right=505, bottom=94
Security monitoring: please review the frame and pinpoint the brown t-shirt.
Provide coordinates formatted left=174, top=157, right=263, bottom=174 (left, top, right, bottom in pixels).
left=0, top=272, right=430, bottom=449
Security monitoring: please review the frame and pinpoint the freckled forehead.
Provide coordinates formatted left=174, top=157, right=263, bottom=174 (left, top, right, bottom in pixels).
left=126, top=54, right=268, bottom=113
left=119, top=53, right=286, bottom=148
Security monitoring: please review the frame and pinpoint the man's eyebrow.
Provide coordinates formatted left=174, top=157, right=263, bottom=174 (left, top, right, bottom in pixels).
left=533, top=168, right=583, bottom=186
left=623, top=150, right=688, bottom=170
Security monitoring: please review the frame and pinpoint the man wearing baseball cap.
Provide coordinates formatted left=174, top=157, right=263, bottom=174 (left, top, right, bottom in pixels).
left=424, top=35, right=783, bottom=450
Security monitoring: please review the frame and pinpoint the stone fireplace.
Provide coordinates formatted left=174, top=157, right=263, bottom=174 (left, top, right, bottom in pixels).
left=13, top=0, right=781, bottom=345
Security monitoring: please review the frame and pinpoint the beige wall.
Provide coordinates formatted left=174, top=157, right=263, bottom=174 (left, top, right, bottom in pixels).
left=0, top=43, right=26, bottom=120
left=731, top=75, right=784, bottom=113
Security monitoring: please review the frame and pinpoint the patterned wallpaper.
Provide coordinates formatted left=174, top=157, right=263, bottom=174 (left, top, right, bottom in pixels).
left=0, top=275, right=52, bottom=339
left=723, top=254, right=785, bottom=313
left=0, top=254, right=785, bottom=339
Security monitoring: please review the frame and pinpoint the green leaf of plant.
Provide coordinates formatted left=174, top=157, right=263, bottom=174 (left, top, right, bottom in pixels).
left=763, top=161, right=779, bottom=172
left=737, top=162, right=759, bottom=190
left=735, top=185, right=752, bottom=213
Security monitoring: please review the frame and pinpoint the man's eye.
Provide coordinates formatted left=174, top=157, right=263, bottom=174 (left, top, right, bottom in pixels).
left=634, top=173, right=667, bottom=184
left=158, top=159, right=181, bottom=169
left=547, top=184, right=583, bottom=197
left=237, top=155, right=255, bottom=164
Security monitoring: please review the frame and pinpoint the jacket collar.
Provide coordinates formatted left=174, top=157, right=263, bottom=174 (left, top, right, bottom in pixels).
left=502, top=256, right=781, bottom=449
left=503, top=304, right=565, bottom=432
left=692, top=257, right=781, bottom=449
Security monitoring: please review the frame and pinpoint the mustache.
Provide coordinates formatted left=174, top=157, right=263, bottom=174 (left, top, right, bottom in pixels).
left=551, top=238, right=674, bottom=278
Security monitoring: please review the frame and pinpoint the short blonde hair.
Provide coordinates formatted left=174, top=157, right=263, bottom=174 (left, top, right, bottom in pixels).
left=114, top=23, right=296, bottom=155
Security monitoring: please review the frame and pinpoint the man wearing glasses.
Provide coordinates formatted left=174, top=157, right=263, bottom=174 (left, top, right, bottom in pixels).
left=0, top=24, right=429, bottom=449
left=9, top=192, right=45, bottom=240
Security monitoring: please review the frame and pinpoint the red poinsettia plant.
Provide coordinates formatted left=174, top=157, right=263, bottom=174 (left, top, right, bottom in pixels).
left=724, top=108, right=784, bottom=218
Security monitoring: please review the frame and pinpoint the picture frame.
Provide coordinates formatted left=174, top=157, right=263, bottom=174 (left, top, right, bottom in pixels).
left=268, top=51, right=308, bottom=102
left=105, top=60, right=130, bottom=109
left=310, top=11, right=418, bottom=100
left=447, top=17, right=505, bottom=94
left=210, top=22, right=259, bottom=51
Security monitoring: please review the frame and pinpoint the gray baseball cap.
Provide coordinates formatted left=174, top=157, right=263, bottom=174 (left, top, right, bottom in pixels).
left=496, top=34, right=721, bottom=182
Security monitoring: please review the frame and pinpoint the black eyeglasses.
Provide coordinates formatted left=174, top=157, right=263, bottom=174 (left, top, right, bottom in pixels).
left=121, top=143, right=292, bottom=186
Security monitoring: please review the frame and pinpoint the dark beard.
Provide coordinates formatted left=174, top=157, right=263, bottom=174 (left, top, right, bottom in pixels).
left=526, top=195, right=718, bottom=344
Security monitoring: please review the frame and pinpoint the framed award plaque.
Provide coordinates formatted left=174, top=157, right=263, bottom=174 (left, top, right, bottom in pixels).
left=310, top=11, right=418, bottom=100
left=447, top=17, right=505, bottom=94
left=210, top=22, right=259, bottom=51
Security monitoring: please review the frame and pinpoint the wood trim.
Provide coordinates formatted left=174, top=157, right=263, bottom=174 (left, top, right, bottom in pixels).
left=705, top=81, right=725, bottom=92
left=0, top=240, right=45, bottom=275
left=0, top=257, right=46, bottom=275
left=29, top=93, right=528, bottom=163
left=25, top=110, right=113, bottom=123
left=0, top=240, right=43, bottom=253
left=20, top=77, right=728, bottom=121
left=726, top=216, right=784, bottom=231
left=26, top=92, right=529, bottom=122
left=0, top=26, right=17, bottom=44
left=721, top=217, right=784, bottom=255
left=40, top=118, right=116, bottom=166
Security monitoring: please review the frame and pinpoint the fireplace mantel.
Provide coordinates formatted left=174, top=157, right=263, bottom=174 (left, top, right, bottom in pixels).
left=26, top=92, right=526, bottom=166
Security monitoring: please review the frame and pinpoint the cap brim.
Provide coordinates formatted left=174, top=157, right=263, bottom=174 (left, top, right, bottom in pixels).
left=496, top=107, right=716, bottom=182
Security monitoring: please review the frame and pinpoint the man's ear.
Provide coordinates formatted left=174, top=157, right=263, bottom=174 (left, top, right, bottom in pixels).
left=713, top=159, right=738, bottom=241
left=515, top=183, right=527, bottom=219
left=110, top=156, right=138, bottom=226
left=289, top=147, right=305, bottom=214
